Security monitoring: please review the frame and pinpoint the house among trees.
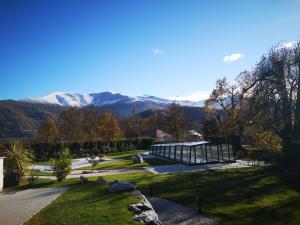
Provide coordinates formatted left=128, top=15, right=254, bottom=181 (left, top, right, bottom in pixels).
left=183, top=130, right=203, bottom=142
left=155, top=129, right=174, bottom=142
left=146, top=129, right=203, bottom=143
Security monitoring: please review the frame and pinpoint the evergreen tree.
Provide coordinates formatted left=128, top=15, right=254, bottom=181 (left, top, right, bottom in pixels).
left=51, top=148, right=72, bottom=182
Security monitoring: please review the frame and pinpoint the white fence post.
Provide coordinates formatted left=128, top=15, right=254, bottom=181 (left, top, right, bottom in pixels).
left=0, top=157, right=4, bottom=191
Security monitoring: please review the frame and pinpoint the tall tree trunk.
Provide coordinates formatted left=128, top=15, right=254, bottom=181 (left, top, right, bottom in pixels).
left=291, top=63, right=300, bottom=172
left=294, top=63, right=300, bottom=138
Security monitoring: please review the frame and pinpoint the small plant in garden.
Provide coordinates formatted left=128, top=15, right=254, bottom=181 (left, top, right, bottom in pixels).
left=51, top=148, right=72, bottom=182
left=85, top=148, right=104, bottom=171
left=27, top=174, right=39, bottom=186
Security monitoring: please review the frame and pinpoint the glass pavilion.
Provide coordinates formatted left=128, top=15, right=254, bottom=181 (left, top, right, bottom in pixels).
left=150, top=141, right=236, bottom=165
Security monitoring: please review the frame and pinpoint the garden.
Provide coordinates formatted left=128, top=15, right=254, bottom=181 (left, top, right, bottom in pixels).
left=24, top=166, right=300, bottom=225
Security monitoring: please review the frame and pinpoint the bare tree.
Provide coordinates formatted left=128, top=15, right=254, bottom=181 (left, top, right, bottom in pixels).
left=164, top=103, right=188, bottom=142
left=84, top=147, right=104, bottom=171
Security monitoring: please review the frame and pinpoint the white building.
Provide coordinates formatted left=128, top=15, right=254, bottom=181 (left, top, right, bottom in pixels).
left=0, top=157, right=4, bottom=191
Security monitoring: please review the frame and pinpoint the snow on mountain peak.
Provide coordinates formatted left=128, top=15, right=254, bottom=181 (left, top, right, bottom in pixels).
left=26, top=92, right=93, bottom=107
left=24, top=91, right=204, bottom=107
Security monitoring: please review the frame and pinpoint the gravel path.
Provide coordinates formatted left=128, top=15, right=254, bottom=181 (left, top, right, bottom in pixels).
left=148, top=197, right=218, bottom=225
left=146, top=160, right=265, bottom=174
left=0, top=187, right=67, bottom=225
left=37, top=168, right=146, bottom=180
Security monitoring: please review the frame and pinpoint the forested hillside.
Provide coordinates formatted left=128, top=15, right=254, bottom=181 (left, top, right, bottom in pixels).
left=0, top=100, right=64, bottom=139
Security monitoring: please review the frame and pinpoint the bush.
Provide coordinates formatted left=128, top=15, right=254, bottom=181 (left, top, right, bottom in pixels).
left=51, top=148, right=72, bottom=182
left=1, top=140, right=33, bottom=187
left=27, top=175, right=39, bottom=187
left=254, top=131, right=282, bottom=152
left=246, top=130, right=282, bottom=162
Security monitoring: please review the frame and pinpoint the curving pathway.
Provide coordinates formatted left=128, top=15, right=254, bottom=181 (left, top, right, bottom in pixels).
left=0, top=187, right=67, bottom=225
left=32, top=157, right=118, bottom=172
left=36, top=168, right=146, bottom=180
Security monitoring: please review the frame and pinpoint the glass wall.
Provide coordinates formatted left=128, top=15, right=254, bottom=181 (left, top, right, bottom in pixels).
left=150, top=141, right=236, bottom=165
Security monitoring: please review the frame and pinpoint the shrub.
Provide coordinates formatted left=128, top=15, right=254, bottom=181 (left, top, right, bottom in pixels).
left=0, top=140, right=33, bottom=187
left=254, top=130, right=282, bottom=152
left=51, top=148, right=72, bottom=182
left=27, top=175, right=39, bottom=187
left=247, top=129, right=282, bottom=162
left=84, top=148, right=104, bottom=171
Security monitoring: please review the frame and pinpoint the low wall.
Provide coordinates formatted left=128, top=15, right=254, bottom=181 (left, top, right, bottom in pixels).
left=0, top=157, right=4, bottom=191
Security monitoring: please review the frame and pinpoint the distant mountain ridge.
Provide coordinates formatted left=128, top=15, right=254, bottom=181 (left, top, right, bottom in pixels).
left=23, top=91, right=204, bottom=108
left=0, top=91, right=206, bottom=139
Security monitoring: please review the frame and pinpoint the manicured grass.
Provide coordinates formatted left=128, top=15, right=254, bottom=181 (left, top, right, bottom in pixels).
left=25, top=166, right=300, bottom=225
left=31, top=171, right=53, bottom=176
left=103, top=168, right=300, bottom=225
left=25, top=179, right=140, bottom=225
left=106, top=150, right=145, bottom=159
left=77, top=157, right=175, bottom=170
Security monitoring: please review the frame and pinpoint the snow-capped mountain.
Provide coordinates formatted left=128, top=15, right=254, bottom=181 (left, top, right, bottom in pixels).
left=25, top=92, right=93, bottom=107
left=1, top=92, right=206, bottom=139
left=24, top=91, right=204, bottom=108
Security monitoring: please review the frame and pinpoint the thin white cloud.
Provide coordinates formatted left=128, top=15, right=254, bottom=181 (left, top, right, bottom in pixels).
left=223, top=53, right=244, bottom=63
left=151, top=48, right=164, bottom=55
left=168, top=91, right=210, bottom=102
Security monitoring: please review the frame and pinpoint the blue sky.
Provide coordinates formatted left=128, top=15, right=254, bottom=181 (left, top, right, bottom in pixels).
left=0, top=0, right=299, bottom=101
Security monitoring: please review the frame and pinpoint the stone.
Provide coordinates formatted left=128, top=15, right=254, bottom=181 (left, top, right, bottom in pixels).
left=128, top=204, right=142, bottom=214
left=134, top=211, right=162, bottom=225
left=108, top=180, right=119, bottom=185
left=131, top=190, right=142, bottom=196
left=132, top=154, right=143, bottom=164
left=107, top=181, right=136, bottom=193
left=96, top=177, right=107, bottom=185
left=80, top=176, right=88, bottom=183
left=129, top=193, right=163, bottom=225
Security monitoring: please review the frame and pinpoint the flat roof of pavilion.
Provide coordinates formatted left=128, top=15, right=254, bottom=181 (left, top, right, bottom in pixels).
left=151, top=141, right=210, bottom=147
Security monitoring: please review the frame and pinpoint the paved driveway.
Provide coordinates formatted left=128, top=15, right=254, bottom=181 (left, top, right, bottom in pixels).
left=0, top=187, right=67, bottom=225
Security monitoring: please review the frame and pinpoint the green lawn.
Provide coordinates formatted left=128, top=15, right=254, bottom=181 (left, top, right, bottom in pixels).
left=102, top=168, right=300, bottom=225
left=24, top=179, right=140, bottom=225
left=77, top=151, right=175, bottom=170
left=25, top=167, right=300, bottom=225
left=106, top=150, right=145, bottom=159
left=31, top=171, right=53, bottom=176
left=77, top=158, right=175, bottom=170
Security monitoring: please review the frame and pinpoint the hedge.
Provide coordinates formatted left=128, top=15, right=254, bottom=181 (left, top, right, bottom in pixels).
left=29, top=138, right=155, bottom=161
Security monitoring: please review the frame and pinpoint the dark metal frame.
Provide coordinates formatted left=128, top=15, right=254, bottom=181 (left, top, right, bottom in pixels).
left=150, top=141, right=236, bottom=165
